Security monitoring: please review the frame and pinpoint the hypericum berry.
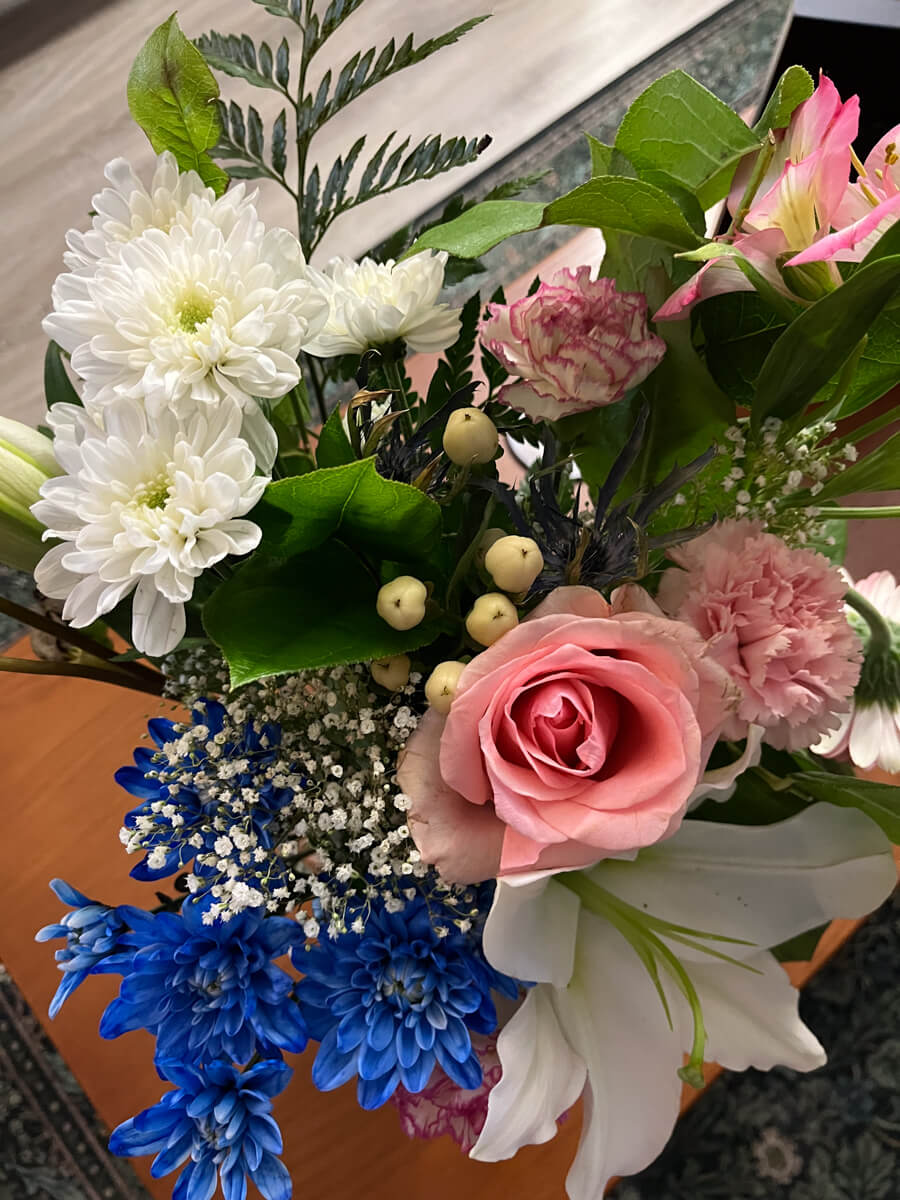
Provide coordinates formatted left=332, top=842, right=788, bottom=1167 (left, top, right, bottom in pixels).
left=376, top=576, right=427, bottom=630
left=465, top=593, right=519, bottom=646
left=370, top=654, right=412, bottom=691
left=424, top=660, right=467, bottom=714
left=442, top=407, right=499, bottom=466
left=485, top=535, right=544, bottom=593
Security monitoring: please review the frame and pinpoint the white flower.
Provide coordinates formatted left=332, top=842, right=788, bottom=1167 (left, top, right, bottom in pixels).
left=472, top=804, right=895, bottom=1200
left=301, top=251, right=461, bottom=356
left=31, top=397, right=268, bottom=657
left=0, top=416, right=61, bottom=572
left=815, top=570, right=900, bottom=773
left=43, top=200, right=328, bottom=431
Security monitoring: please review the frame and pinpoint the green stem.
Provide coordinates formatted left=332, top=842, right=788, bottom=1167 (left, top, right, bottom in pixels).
left=815, top=505, right=900, bottom=519
left=847, top=587, right=893, bottom=658
left=446, top=496, right=495, bottom=612
left=727, top=130, right=776, bottom=237
left=289, top=383, right=312, bottom=453
left=381, top=352, right=413, bottom=442
left=842, top=406, right=900, bottom=445
left=303, top=354, right=329, bottom=425
left=0, top=654, right=164, bottom=696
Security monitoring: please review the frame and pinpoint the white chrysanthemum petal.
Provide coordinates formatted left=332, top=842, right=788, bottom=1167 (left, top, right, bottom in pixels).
left=302, top=251, right=461, bottom=357
left=31, top=396, right=268, bottom=656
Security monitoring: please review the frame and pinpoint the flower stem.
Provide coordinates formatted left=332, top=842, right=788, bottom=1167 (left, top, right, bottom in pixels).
left=381, top=352, right=414, bottom=442
left=0, top=654, right=164, bottom=696
left=446, top=496, right=495, bottom=612
left=846, top=587, right=893, bottom=658
left=727, top=129, right=776, bottom=237
left=815, top=505, right=900, bottom=519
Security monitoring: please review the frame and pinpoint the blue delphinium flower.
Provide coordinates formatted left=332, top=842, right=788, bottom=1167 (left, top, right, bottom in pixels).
left=35, top=879, right=134, bottom=1018
left=295, top=893, right=519, bottom=1110
left=109, top=1057, right=292, bottom=1200
left=115, top=700, right=298, bottom=885
left=100, top=895, right=307, bottom=1065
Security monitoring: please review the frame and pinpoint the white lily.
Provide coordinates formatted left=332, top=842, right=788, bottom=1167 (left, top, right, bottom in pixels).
left=472, top=804, right=895, bottom=1199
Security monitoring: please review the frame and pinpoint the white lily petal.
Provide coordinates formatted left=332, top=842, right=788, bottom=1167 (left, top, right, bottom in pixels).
left=690, top=950, right=825, bottom=1073
left=592, top=804, right=894, bottom=960
left=483, top=875, right=581, bottom=986
left=472, top=986, right=586, bottom=1163
left=556, top=913, right=684, bottom=1200
left=687, top=724, right=764, bottom=810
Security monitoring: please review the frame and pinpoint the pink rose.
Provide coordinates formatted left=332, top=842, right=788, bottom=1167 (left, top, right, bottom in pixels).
left=479, top=267, right=665, bottom=421
left=397, top=586, right=734, bottom=884
left=657, top=520, right=862, bottom=750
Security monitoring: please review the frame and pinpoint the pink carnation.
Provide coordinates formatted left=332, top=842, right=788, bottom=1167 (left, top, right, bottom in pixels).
left=479, top=267, right=665, bottom=421
left=389, top=1034, right=502, bottom=1153
left=657, top=520, right=861, bottom=750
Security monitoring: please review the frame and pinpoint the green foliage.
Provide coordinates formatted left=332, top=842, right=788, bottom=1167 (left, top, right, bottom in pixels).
left=544, top=177, right=704, bottom=249
left=792, top=773, right=900, bottom=843
left=408, top=200, right=545, bottom=259
left=771, top=925, right=827, bottom=964
left=751, top=255, right=900, bottom=429
left=211, top=100, right=290, bottom=187
left=586, top=133, right=613, bottom=176
left=700, top=293, right=787, bottom=406
left=752, top=64, right=815, bottom=135
left=614, top=70, right=761, bottom=209
left=422, top=293, right=481, bottom=421
left=815, top=429, right=900, bottom=500
left=127, top=14, right=228, bottom=194
left=827, top=310, right=900, bottom=418
left=316, top=405, right=355, bottom=468
left=44, top=342, right=81, bottom=409
left=195, top=31, right=291, bottom=95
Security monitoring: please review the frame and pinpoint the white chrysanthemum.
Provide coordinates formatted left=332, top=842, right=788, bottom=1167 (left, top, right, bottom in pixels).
left=815, top=570, right=900, bottom=773
left=43, top=202, right=328, bottom=426
left=301, top=250, right=461, bottom=356
left=32, top=397, right=268, bottom=658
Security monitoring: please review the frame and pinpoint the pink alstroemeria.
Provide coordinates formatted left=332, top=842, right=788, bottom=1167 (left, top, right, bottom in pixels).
left=789, top=122, right=900, bottom=266
left=656, top=74, right=859, bottom=320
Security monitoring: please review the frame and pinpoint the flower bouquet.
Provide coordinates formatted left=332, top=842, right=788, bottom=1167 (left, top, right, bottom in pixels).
left=4, top=3, right=900, bottom=1197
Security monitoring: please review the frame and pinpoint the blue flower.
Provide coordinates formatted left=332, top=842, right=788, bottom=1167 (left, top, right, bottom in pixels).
left=295, top=893, right=519, bottom=1109
left=115, top=701, right=297, bottom=885
left=35, top=879, right=134, bottom=1018
left=100, top=896, right=307, bottom=1065
left=109, top=1057, right=292, bottom=1200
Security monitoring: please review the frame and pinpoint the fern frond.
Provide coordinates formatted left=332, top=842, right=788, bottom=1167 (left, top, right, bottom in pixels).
left=195, top=31, right=292, bottom=98
left=210, top=100, right=294, bottom=192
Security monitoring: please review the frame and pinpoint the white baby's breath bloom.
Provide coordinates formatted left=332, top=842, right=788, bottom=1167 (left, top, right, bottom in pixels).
left=32, top=397, right=268, bottom=657
left=43, top=198, right=328, bottom=446
left=301, top=250, right=461, bottom=356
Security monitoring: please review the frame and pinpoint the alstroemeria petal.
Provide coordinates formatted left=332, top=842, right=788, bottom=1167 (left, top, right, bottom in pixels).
left=482, top=874, right=581, bottom=986
left=471, top=986, right=586, bottom=1163
left=593, top=804, right=894, bottom=960
left=555, top=913, right=684, bottom=1200
left=690, top=950, right=825, bottom=1072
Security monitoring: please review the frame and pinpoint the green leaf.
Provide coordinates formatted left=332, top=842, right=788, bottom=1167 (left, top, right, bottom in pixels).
left=195, top=30, right=288, bottom=94
left=692, top=766, right=809, bottom=826
left=751, top=254, right=900, bottom=429
left=44, top=341, right=81, bottom=408
left=203, top=539, right=439, bottom=687
left=615, top=70, right=760, bottom=208
left=406, top=199, right=545, bottom=259
left=127, top=14, right=228, bottom=195
left=253, top=458, right=442, bottom=563
left=753, top=65, right=815, bottom=135
left=700, top=292, right=787, bottom=407
left=816, top=429, right=900, bottom=500
left=586, top=133, right=613, bottom=176
left=861, top=216, right=900, bottom=267
left=316, top=405, right=355, bottom=468
left=543, top=177, right=703, bottom=250
left=771, top=924, right=828, bottom=964
left=793, top=772, right=900, bottom=842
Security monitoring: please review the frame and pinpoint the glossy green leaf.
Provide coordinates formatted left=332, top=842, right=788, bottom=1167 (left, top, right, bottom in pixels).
left=700, top=292, right=787, bottom=407
left=615, top=70, right=760, bottom=208
left=406, top=200, right=545, bottom=259
left=543, top=177, right=703, bottom=250
left=316, top=405, right=355, bottom=468
left=586, top=133, right=613, bottom=176
left=793, top=772, right=900, bottom=842
left=44, top=342, right=81, bottom=408
left=127, top=14, right=228, bottom=195
left=815, top=429, right=900, bottom=500
left=751, top=254, right=900, bottom=428
left=203, top=539, right=439, bottom=686
left=752, top=65, right=815, bottom=135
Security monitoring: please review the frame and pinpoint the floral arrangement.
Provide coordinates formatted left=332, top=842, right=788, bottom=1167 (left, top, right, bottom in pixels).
left=4, top=4, right=900, bottom=1197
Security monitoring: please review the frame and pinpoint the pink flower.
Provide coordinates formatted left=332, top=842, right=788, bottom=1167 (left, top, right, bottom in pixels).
left=479, top=267, right=665, bottom=420
left=389, top=1034, right=502, bottom=1153
left=396, top=586, right=735, bottom=884
left=656, top=74, right=858, bottom=320
left=657, top=520, right=861, bottom=750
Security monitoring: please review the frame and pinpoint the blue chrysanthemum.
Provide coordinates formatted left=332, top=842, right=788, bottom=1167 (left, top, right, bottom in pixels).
left=295, top=893, right=519, bottom=1110
left=35, top=879, right=134, bottom=1018
left=100, top=895, right=307, bottom=1065
left=115, top=700, right=297, bottom=884
left=109, top=1057, right=292, bottom=1200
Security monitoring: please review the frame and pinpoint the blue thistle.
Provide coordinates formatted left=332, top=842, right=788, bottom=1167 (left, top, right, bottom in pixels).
left=35, top=879, right=134, bottom=1018
left=295, top=893, right=519, bottom=1110
left=109, top=1057, right=292, bottom=1200
left=100, top=896, right=307, bottom=1065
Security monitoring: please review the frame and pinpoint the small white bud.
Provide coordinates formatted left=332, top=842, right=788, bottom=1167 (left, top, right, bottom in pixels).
left=370, top=654, right=411, bottom=691
left=442, top=407, right=499, bottom=466
left=484, top=535, right=544, bottom=593
left=376, top=575, right=427, bottom=630
left=424, top=660, right=467, bottom=714
left=465, top=592, right=519, bottom=646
